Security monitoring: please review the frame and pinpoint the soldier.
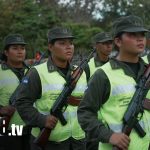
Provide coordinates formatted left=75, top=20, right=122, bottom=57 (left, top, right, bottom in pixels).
left=85, top=32, right=113, bottom=150
left=77, top=15, right=150, bottom=150
left=87, top=32, right=113, bottom=78
left=16, top=27, right=87, bottom=150
left=0, top=34, right=30, bottom=150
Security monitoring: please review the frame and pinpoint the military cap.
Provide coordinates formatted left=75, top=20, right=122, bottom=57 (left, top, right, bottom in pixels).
left=47, top=27, right=75, bottom=42
left=4, top=34, right=27, bottom=48
left=112, top=15, right=148, bottom=38
left=92, top=32, right=113, bottom=44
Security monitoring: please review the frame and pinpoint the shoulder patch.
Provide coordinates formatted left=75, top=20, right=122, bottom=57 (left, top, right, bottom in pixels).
left=21, top=77, right=29, bottom=84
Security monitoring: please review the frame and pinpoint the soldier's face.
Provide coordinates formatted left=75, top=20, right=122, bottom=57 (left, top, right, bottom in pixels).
left=49, top=39, right=74, bottom=62
left=5, top=45, right=26, bottom=63
left=115, top=32, right=146, bottom=55
left=96, top=41, right=113, bottom=56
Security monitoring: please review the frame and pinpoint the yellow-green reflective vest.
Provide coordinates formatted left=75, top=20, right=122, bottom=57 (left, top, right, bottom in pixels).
left=31, top=62, right=87, bottom=142
left=98, top=62, right=150, bottom=150
left=0, top=65, right=26, bottom=129
left=142, top=55, right=149, bottom=64
left=88, top=58, right=100, bottom=77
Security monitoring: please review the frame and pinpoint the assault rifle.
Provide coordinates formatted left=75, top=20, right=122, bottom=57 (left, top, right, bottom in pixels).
left=0, top=52, right=46, bottom=133
left=34, top=49, right=95, bottom=148
left=113, top=64, right=150, bottom=150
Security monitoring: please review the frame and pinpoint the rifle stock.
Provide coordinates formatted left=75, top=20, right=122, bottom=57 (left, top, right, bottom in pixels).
left=34, top=128, right=51, bottom=148
left=33, top=49, right=96, bottom=148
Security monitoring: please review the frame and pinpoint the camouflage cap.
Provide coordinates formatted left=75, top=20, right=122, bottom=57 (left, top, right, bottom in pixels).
left=92, top=32, right=113, bottom=44
left=112, top=15, right=148, bottom=38
left=4, top=34, right=27, bottom=48
left=47, top=27, right=75, bottom=42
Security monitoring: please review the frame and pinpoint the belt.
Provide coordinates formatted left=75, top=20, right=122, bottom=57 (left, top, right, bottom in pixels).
left=67, top=96, right=81, bottom=106
left=143, top=98, right=150, bottom=110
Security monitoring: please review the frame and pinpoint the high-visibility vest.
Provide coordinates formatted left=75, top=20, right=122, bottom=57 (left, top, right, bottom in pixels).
left=142, top=55, right=149, bottom=64
left=98, top=62, right=150, bottom=150
left=0, top=65, right=26, bottom=129
left=31, top=62, right=87, bottom=142
left=88, top=58, right=100, bottom=77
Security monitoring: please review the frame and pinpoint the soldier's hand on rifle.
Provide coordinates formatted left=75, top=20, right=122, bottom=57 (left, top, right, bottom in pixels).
left=0, top=105, right=15, bottom=117
left=45, top=115, right=58, bottom=129
left=109, top=133, right=130, bottom=150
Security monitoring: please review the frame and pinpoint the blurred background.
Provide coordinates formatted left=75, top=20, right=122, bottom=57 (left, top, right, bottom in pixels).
left=0, top=0, right=150, bottom=61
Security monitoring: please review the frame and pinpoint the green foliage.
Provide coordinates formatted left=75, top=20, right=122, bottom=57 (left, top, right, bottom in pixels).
left=0, top=0, right=150, bottom=58
left=98, top=0, right=150, bottom=30
left=62, top=23, right=102, bottom=49
left=0, top=0, right=60, bottom=58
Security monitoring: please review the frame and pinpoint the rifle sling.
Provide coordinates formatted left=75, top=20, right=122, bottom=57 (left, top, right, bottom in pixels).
left=143, top=98, right=150, bottom=110
left=67, top=96, right=81, bottom=106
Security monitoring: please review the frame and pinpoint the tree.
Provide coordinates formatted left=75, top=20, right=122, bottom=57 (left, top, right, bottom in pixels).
left=0, top=0, right=60, bottom=58
left=95, top=0, right=150, bottom=30
left=56, top=0, right=99, bottom=24
left=1, top=0, right=150, bottom=58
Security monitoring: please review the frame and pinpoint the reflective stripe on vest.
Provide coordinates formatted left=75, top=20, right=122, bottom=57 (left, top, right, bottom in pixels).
left=0, top=78, right=18, bottom=86
left=32, top=62, right=86, bottom=142
left=98, top=62, right=150, bottom=150
left=39, top=110, right=77, bottom=120
left=112, top=84, right=135, bottom=95
left=43, top=83, right=87, bottom=93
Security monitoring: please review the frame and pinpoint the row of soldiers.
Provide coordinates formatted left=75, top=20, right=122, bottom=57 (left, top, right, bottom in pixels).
left=0, top=15, right=150, bottom=150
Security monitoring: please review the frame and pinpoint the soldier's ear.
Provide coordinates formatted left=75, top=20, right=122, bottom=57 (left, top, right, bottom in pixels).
left=48, top=43, right=53, bottom=53
left=114, top=37, right=121, bottom=49
left=4, top=50, right=9, bottom=57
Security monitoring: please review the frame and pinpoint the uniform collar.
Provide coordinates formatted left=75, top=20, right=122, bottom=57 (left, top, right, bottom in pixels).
left=109, top=57, right=147, bottom=81
left=46, top=56, right=74, bottom=73
left=94, top=54, right=109, bottom=67
left=1, top=61, right=29, bottom=71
